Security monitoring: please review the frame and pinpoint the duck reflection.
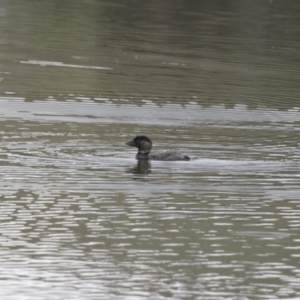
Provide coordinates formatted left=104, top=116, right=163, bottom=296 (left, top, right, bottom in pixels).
left=127, top=160, right=151, bottom=178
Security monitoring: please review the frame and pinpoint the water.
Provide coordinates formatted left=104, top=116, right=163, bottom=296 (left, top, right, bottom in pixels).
left=0, top=0, right=300, bottom=299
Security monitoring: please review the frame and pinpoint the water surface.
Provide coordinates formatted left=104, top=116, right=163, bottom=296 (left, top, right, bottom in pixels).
left=0, top=0, right=300, bottom=299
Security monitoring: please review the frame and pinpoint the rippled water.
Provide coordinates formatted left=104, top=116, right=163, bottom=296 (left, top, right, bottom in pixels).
left=1, top=0, right=300, bottom=299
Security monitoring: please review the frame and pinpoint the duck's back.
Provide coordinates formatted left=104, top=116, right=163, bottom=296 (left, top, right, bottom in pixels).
left=149, top=151, right=190, bottom=161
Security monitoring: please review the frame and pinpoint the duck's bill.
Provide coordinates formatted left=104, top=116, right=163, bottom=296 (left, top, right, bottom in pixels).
left=125, top=140, right=136, bottom=147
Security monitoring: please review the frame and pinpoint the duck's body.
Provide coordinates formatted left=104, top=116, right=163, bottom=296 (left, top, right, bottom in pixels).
left=126, top=135, right=190, bottom=161
left=136, top=151, right=189, bottom=161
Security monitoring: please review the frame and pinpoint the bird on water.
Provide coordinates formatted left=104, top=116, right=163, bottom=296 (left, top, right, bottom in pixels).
left=125, top=135, right=190, bottom=161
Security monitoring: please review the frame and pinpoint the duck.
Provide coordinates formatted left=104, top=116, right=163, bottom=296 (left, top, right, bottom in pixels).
left=125, top=135, right=190, bottom=161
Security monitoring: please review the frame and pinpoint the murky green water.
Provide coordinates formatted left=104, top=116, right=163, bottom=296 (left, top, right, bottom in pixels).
left=0, top=0, right=300, bottom=299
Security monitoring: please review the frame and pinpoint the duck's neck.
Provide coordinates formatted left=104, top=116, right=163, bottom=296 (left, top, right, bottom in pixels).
left=136, top=152, right=150, bottom=160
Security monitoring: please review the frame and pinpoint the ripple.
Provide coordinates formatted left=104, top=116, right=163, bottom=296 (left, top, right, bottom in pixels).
left=19, top=60, right=113, bottom=70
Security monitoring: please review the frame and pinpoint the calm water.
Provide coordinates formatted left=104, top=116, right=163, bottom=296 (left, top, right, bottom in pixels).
left=0, top=0, right=300, bottom=299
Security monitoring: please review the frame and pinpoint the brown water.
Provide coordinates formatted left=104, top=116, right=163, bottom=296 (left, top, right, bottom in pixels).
left=0, top=0, right=300, bottom=299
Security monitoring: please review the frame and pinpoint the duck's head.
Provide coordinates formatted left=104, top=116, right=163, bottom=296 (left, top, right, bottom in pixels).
left=126, top=135, right=152, bottom=154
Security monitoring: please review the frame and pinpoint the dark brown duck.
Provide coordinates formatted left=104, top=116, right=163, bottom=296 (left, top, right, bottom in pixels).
left=125, top=135, right=190, bottom=161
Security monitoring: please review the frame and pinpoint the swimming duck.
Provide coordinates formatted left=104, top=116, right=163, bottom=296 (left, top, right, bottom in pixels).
left=125, top=135, right=190, bottom=161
